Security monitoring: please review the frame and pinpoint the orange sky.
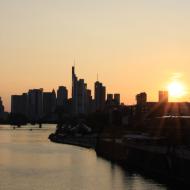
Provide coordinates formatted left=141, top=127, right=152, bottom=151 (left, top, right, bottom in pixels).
left=1, top=0, right=190, bottom=111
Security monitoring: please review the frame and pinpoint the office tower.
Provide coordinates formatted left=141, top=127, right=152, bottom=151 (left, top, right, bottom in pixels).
left=11, top=93, right=28, bottom=116
left=107, top=94, right=113, bottom=102
left=94, top=81, right=106, bottom=111
left=43, top=90, right=56, bottom=116
left=27, top=89, right=43, bottom=121
left=77, top=79, right=87, bottom=114
left=106, top=94, right=115, bottom=106
left=86, top=89, right=92, bottom=113
left=135, top=92, right=148, bottom=117
left=72, top=66, right=78, bottom=114
left=72, top=66, right=89, bottom=114
left=0, top=97, right=4, bottom=115
left=57, top=86, right=68, bottom=107
left=159, top=91, right=168, bottom=103
left=52, top=89, right=56, bottom=111
left=114, top=94, right=120, bottom=105
left=136, top=92, right=147, bottom=105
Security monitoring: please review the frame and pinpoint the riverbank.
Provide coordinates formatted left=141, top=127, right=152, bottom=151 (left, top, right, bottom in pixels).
left=49, top=133, right=97, bottom=149
left=49, top=131, right=190, bottom=186
left=95, top=137, right=190, bottom=186
left=49, top=116, right=190, bottom=187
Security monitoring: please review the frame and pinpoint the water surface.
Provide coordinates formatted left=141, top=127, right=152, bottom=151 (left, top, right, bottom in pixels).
left=0, top=125, right=167, bottom=190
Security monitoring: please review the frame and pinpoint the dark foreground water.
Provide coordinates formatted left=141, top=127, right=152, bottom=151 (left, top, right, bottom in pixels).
left=0, top=124, right=167, bottom=190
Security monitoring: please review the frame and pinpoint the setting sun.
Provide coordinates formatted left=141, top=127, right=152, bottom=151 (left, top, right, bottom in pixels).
left=167, top=81, right=186, bottom=99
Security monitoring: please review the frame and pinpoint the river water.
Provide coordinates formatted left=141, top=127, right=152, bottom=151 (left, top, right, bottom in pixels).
left=0, top=124, right=168, bottom=190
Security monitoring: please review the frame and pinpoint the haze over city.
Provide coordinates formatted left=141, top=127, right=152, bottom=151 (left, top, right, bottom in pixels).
left=1, top=0, right=190, bottom=111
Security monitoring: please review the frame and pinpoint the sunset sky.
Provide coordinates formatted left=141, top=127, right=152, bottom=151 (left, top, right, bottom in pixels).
left=1, top=0, right=190, bottom=111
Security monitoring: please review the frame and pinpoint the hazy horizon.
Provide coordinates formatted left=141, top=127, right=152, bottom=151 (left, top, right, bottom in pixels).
left=1, top=0, right=190, bottom=111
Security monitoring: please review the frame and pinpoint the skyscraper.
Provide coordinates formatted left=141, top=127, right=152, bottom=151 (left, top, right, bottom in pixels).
left=72, top=66, right=78, bottom=114
left=107, top=94, right=113, bottom=102
left=43, top=90, right=56, bottom=116
left=0, top=97, right=4, bottom=115
left=94, top=81, right=106, bottom=111
left=77, top=79, right=87, bottom=114
left=72, top=66, right=89, bottom=114
left=106, top=94, right=114, bottom=106
left=114, top=94, right=120, bottom=105
left=136, top=92, right=147, bottom=105
left=52, top=89, right=56, bottom=112
left=57, top=86, right=68, bottom=107
left=27, top=89, right=43, bottom=121
left=86, top=89, right=93, bottom=113
left=11, top=93, right=28, bottom=116
left=135, top=92, right=148, bottom=117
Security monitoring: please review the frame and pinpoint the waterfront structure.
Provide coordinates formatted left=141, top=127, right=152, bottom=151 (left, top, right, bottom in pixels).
left=11, top=93, right=28, bottom=116
left=94, top=81, right=106, bottom=111
left=43, top=90, right=56, bottom=117
left=159, top=91, right=168, bottom=103
left=27, top=89, right=43, bottom=121
left=57, top=86, right=68, bottom=107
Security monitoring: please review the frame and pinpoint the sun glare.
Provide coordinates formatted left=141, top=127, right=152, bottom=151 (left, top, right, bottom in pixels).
left=167, top=81, right=186, bottom=99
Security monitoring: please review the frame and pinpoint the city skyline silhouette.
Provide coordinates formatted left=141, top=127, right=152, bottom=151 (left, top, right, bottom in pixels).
left=0, top=65, right=190, bottom=112
left=1, top=1, right=190, bottom=111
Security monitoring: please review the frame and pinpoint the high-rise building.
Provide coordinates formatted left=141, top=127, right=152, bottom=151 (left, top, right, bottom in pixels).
left=135, top=92, right=148, bottom=117
left=136, top=92, right=147, bottom=105
left=27, top=89, right=43, bottom=121
left=159, top=91, right=168, bottom=103
left=57, top=86, right=68, bottom=107
left=0, top=97, right=4, bottom=115
left=106, top=94, right=114, bottom=106
left=107, top=94, right=113, bottom=102
left=11, top=93, right=27, bottom=116
left=72, top=66, right=89, bottom=114
left=86, top=89, right=93, bottom=113
left=72, top=66, right=78, bottom=114
left=114, top=94, right=120, bottom=105
left=43, top=90, right=56, bottom=116
left=52, top=89, right=56, bottom=111
left=94, top=81, right=106, bottom=111
left=77, top=79, right=87, bottom=114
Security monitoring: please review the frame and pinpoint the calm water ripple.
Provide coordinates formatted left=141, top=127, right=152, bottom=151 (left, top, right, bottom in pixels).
left=0, top=125, right=168, bottom=190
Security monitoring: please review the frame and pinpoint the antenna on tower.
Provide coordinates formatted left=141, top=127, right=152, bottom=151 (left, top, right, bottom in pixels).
left=74, top=58, right=76, bottom=67
left=97, top=73, right=99, bottom=81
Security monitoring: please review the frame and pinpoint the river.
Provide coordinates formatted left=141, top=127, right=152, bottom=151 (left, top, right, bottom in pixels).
left=0, top=124, right=168, bottom=190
